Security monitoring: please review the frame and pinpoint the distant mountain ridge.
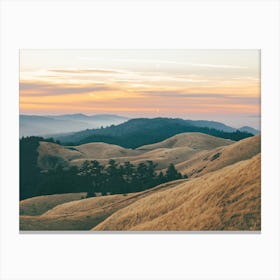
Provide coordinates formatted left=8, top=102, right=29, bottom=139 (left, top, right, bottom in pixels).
left=20, top=114, right=260, bottom=139
left=238, top=126, right=260, bottom=135
left=184, top=120, right=259, bottom=135
left=53, top=117, right=254, bottom=148
left=19, top=114, right=129, bottom=137
left=184, top=119, right=236, bottom=132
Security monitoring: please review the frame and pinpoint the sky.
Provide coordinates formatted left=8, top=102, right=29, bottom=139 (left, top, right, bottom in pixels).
left=20, top=49, right=261, bottom=129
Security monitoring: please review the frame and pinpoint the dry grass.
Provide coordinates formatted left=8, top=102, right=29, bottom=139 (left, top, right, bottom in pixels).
left=20, top=193, right=86, bottom=216
left=20, top=180, right=184, bottom=230
left=68, top=133, right=233, bottom=170
left=21, top=134, right=261, bottom=231
left=72, top=142, right=140, bottom=158
left=93, top=154, right=261, bottom=231
left=37, top=141, right=82, bottom=169
left=38, top=133, right=233, bottom=170
left=176, top=134, right=260, bottom=177
left=38, top=141, right=140, bottom=169
left=137, top=132, right=233, bottom=151
left=70, top=146, right=202, bottom=170
left=20, top=194, right=130, bottom=230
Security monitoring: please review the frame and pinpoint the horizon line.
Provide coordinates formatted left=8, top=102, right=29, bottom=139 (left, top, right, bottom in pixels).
left=19, top=113, right=261, bottom=130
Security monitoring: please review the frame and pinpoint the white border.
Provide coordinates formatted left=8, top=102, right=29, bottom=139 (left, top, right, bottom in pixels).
left=1, top=1, right=280, bottom=279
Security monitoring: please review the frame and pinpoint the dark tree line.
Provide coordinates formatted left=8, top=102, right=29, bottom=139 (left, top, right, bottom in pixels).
left=79, top=160, right=184, bottom=197
left=36, top=160, right=184, bottom=198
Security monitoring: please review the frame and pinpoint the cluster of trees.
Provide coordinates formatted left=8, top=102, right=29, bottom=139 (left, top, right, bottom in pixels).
left=79, top=159, right=184, bottom=197
left=20, top=137, right=185, bottom=199
left=35, top=160, right=184, bottom=198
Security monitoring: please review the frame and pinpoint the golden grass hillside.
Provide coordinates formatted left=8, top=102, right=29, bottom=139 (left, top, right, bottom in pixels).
left=20, top=193, right=86, bottom=216
left=137, top=132, right=233, bottom=151
left=38, top=141, right=140, bottom=169
left=71, top=146, right=204, bottom=170
left=176, top=134, right=261, bottom=178
left=20, top=180, right=185, bottom=230
left=21, top=134, right=261, bottom=231
left=38, top=133, right=234, bottom=171
left=72, top=142, right=140, bottom=158
left=38, top=141, right=80, bottom=169
left=93, top=154, right=261, bottom=231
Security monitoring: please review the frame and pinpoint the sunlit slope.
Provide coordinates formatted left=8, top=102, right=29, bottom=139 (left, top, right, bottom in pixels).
left=93, top=154, right=261, bottom=231
left=20, top=180, right=185, bottom=230
left=37, top=141, right=81, bottom=169
left=38, top=141, right=140, bottom=169
left=176, top=134, right=260, bottom=177
left=20, top=193, right=86, bottom=216
left=70, top=146, right=204, bottom=170
left=137, top=132, right=233, bottom=151
left=21, top=134, right=261, bottom=231
left=38, top=133, right=234, bottom=170
left=73, top=142, right=140, bottom=158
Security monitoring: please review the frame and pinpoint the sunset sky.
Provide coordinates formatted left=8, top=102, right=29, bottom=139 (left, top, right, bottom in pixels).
left=20, top=50, right=260, bottom=129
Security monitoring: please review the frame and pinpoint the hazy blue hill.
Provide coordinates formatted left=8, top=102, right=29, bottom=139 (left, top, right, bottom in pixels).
left=54, top=118, right=253, bottom=148
left=238, top=126, right=260, bottom=135
left=184, top=120, right=236, bottom=132
left=20, top=115, right=73, bottom=137
left=19, top=114, right=129, bottom=137
left=91, top=114, right=128, bottom=120
left=51, top=113, right=91, bottom=120
left=51, top=113, right=128, bottom=121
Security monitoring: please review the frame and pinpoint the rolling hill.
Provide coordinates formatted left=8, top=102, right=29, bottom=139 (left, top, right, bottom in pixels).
left=37, top=141, right=141, bottom=169
left=20, top=126, right=261, bottom=231
left=175, top=134, right=261, bottom=177
left=20, top=153, right=260, bottom=231
left=20, top=180, right=185, bottom=230
left=137, top=132, right=233, bottom=151
left=20, top=193, right=86, bottom=216
left=37, top=133, right=234, bottom=171
left=93, top=154, right=261, bottom=231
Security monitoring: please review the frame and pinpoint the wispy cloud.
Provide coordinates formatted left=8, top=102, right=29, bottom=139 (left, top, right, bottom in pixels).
left=232, top=76, right=259, bottom=81
left=20, top=81, right=112, bottom=96
left=106, top=58, right=248, bottom=70
left=141, top=91, right=226, bottom=98
left=140, top=90, right=259, bottom=104
left=190, top=63, right=248, bottom=69
left=48, top=68, right=123, bottom=74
